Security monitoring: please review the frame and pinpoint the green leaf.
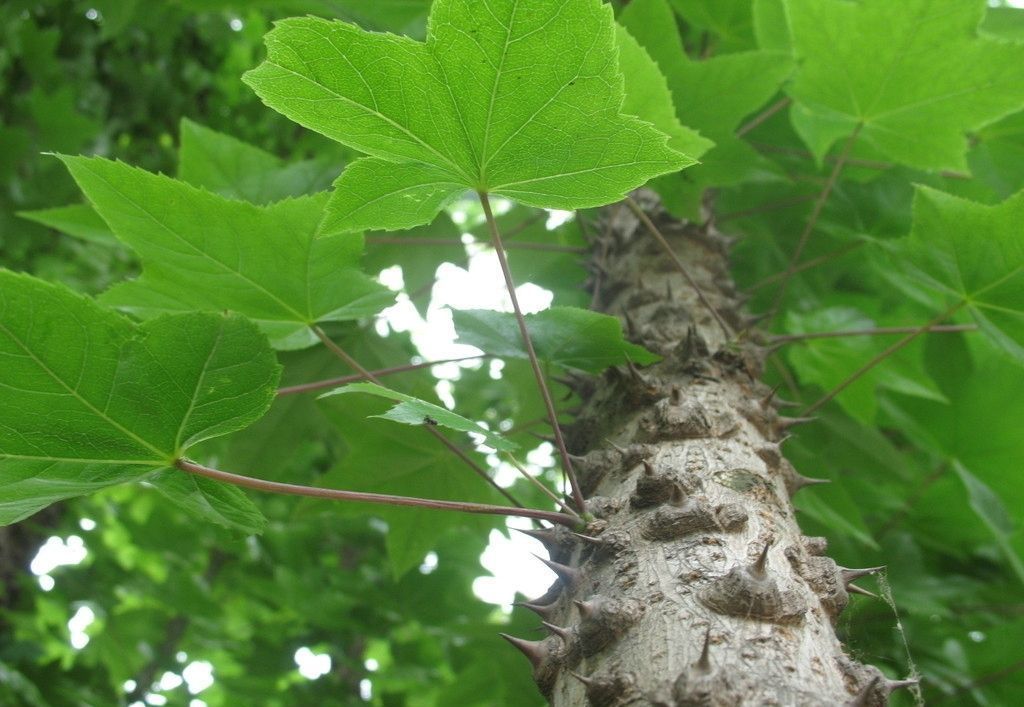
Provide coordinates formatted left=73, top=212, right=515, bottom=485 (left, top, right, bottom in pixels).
left=784, top=307, right=946, bottom=423
left=668, top=0, right=755, bottom=51
left=178, top=118, right=337, bottom=204
left=622, top=0, right=793, bottom=144
left=319, top=393, right=502, bottom=577
left=17, top=203, right=116, bottom=245
left=886, top=345, right=1024, bottom=531
left=900, top=186, right=1024, bottom=360
left=319, top=381, right=516, bottom=452
left=616, top=25, right=714, bottom=162
left=620, top=0, right=792, bottom=217
left=0, top=270, right=280, bottom=525
left=785, top=0, right=1024, bottom=171
left=452, top=306, right=659, bottom=373
left=753, top=0, right=791, bottom=53
left=147, top=469, right=268, bottom=535
left=59, top=155, right=393, bottom=350
left=243, top=1, right=694, bottom=233
left=954, top=462, right=1024, bottom=585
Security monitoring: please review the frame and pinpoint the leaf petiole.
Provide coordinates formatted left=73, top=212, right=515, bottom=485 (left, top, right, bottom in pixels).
left=478, top=191, right=587, bottom=513
left=175, top=458, right=579, bottom=527
left=311, top=325, right=525, bottom=508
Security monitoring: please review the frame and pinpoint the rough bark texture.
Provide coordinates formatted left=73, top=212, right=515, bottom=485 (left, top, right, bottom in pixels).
left=515, top=196, right=900, bottom=706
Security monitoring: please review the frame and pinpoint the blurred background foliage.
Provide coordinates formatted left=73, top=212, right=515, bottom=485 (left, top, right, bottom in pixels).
left=1, top=1, right=1024, bottom=706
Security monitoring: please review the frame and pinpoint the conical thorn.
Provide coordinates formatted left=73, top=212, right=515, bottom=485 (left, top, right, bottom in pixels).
left=846, top=676, right=880, bottom=706
left=513, top=600, right=557, bottom=620
left=515, top=527, right=561, bottom=552
left=623, top=309, right=637, bottom=336
left=791, top=474, right=831, bottom=493
left=541, top=621, right=572, bottom=643
left=696, top=628, right=711, bottom=673
left=885, top=677, right=920, bottom=693
left=777, top=416, right=817, bottom=431
left=642, top=459, right=655, bottom=476
left=745, top=311, right=771, bottom=328
left=840, top=566, right=885, bottom=584
left=571, top=532, right=604, bottom=546
left=670, top=385, right=683, bottom=404
left=573, top=598, right=597, bottom=620
left=498, top=633, right=548, bottom=670
left=535, top=554, right=581, bottom=587
left=606, top=439, right=628, bottom=455
left=846, top=583, right=879, bottom=599
left=669, top=483, right=686, bottom=506
left=553, top=375, right=573, bottom=388
left=751, top=541, right=772, bottom=578
left=760, top=385, right=780, bottom=409
left=626, top=361, right=649, bottom=385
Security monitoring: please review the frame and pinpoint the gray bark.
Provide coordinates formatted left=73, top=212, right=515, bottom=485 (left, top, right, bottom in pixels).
left=511, top=197, right=907, bottom=706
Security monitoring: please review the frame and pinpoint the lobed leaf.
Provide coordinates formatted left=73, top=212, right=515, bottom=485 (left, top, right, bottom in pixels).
left=620, top=0, right=792, bottom=216
left=178, top=118, right=338, bottom=204
left=785, top=0, right=1024, bottom=171
left=17, top=203, right=116, bottom=245
left=452, top=306, right=660, bottom=373
left=0, top=270, right=280, bottom=525
left=244, top=0, right=695, bottom=234
left=900, top=186, right=1024, bottom=360
left=320, top=381, right=516, bottom=452
left=60, top=155, right=393, bottom=349
left=148, top=469, right=269, bottom=535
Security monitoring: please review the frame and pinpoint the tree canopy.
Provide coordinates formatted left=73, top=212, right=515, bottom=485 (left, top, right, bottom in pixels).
left=1, top=0, right=1023, bottom=705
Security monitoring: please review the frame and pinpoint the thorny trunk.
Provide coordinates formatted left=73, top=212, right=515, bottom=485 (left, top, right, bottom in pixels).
left=509, top=196, right=911, bottom=706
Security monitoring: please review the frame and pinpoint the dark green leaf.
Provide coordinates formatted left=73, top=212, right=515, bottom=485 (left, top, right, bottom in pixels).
left=60, top=155, right=393, bottom=349
left=452, top=306, right=659, bottom=372
left=0, top=270, right=280, bottom=525
left=320, top=381, right=516, bottom=452
left=244, top=1, right=693, bottom=233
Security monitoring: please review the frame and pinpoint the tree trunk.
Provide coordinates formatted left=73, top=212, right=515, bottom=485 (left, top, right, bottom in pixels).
left=513, top=196, right=903, bottom=706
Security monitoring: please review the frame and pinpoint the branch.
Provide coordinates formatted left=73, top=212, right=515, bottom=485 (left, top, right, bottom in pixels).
left=877, top=463, right=949, bottom=538
left=736, top=97, right=792, bottom=137
left=478, top=192, right=587, bottom=514
left=768, top=123, right=864, bottom=318
left=771, top=323, right=977, bottom=344
left=366, top=236, right=585, bottom=253
left=277, top=355, right=484, bottom=397
left=175, top=459, right=579, bottom=527
left=751, top=142, right=971, bottom=180
left=716, top=193, right=818, bottom=224
left=935, top=659, right=1024, bottom=704
left=311, top=326, right=524, bottom=509
left=625, top=197, right=732, bottom=339
left=504, top=453, right=577, bottom=516
left=801, top=304, right=964, bottom=416
left=745, top=241, right=864, bottom=293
